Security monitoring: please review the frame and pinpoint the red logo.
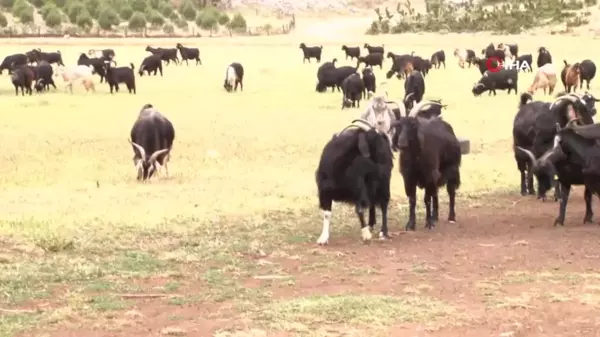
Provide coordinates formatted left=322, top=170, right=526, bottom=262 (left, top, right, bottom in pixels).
left=486, top=57, right=503, bottom=72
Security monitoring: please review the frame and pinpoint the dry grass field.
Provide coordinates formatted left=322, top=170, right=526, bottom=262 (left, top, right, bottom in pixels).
left=3, top=32, right=600, bottom=337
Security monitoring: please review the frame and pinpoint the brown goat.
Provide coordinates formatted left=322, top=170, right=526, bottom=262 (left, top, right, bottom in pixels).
left=403, top=61, right=414, bottom=77
left=81, top=78, right=95, bottom=92
left=527, top=63, right=557, bottom=95
left=561, top=60, right=581, bottom=93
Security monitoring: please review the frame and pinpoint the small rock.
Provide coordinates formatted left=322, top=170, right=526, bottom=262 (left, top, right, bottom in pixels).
left=161, top=327, right=187, bottom=336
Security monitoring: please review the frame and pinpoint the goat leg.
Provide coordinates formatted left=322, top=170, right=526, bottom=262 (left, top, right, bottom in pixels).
left=526, top=165, right=535, bottom=196
left=583, top=187, right=594, bottom=224
left=553, top=178, right=561, bottom=202
left=424, top=187, right=435, bottom=229
left=355, top=204, right=372, bottom=242
left=379, top=201, right=389, bottom=240
left=554, top=182, right=571, bottom=226
left=447, top=182, right=457, bottom=223
left=432, top=192, right=439, bottom=222
left=405, top=182, right=417, bottom=231
left=367, top=206, right=376, bottom=232
left=317, top=196, right=332, bottom=245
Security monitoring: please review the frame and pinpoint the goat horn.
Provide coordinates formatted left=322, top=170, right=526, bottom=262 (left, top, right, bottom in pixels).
left=129, top=140, right=147, bottom=162
left=516, top=147, right=538, bottom=169
left=403, top=93, right=414, bottom=103
left=550, top=95, right=577, bottom=108
left=148, top=148, right=170, bottom=164
left=408, top=100, right=443, bottom=117
left=566, top=118, right=580, bottom=128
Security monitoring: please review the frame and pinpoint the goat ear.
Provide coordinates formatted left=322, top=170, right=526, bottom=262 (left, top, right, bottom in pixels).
left=357, top=132, right=371, bottom=158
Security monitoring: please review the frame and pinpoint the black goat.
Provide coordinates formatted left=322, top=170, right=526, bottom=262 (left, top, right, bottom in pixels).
left=362, top=66, right=376, bottom=95
left=78, top=53, right=110, bottom=83
left=357, top=53, right=383, bottom=69
left=472, top=69, right=518, bottom=96
left=392, top=101, right=463, bottom=230
left=299, top=43, right=322, bottom=63
left=430, top=50, right=446, bottom=69
left=579, top=59, right=596, bottom=90
left=89, top=48, right=116, bottom=61
left=224, top=62, right=244, bottom=92
left=537, top=47, right=552, bottom=68
left=341, top=45, right=360, bottom=60
left=516, top=54, right=533, bottom=72
left=385, top=53, right=412, bottom=79
left=129, top=104, right=175, bottom=181
left=30, top=49, right=64, bottom=66
left=315, top=119, right=393, bottom=245
left=10, top=65, right=34, bottom=96
left=175, top=43, right=201, bottom=66
left=0, top=53, right=27, bottom=74
left=403, top=70, right=425, bottom=111
left=341, top=73, right=364, bottom=109
left=145, top=46, right=179, bottom=65
left=316, top=62, right=357, bottom=93
left=364, top=43, right=384, bottom=55
left=139, top=54, right=163, bottom=77
left=33, top=61, right=56, bottom=92
left=315, top=59, right=338, bottom=92
left=105, top=62, right=136, bottom=94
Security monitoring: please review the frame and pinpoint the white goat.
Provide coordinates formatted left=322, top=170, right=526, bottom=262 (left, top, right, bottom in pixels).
left=359, top=92, right=398, bottom=147
left=453, top=48, right=467, bottom=68
left=54, top=65, right=95, bottom=94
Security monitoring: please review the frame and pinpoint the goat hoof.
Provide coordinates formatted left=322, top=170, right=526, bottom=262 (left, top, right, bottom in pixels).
left=405, top=222, right=416, bottom=231
left=378, top=232, right=390, bottom=240
left=361, top=227, right=372, bottom=241
left=554, top=218, right=564, bottom=227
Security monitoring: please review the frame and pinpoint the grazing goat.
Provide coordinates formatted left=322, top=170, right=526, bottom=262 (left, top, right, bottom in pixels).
left=33, top=61, right=56, bottom=92
left=537, top=47, right=552, bottom=68
left=88, top=49, right=116, bottom=61
left=472, top=69, right=518, bottom=96
left=315, top=119, right=393, bottom=244
left=527, top=63, right=557, bottom=95
left=341, top=45, right=360, bottom=60
left=10, top=65, right=34, bottom=96
left=31, top=49, right=64, bottom=66
left=516, top=54, right=533, bottom=72
left=386, top=53, right=413, bottom=79
left=498, top=43, right=518, bottom=60
left=357, top=53, right=383, bottom=69
left=145, top=46, right=179, bottom=65
left=579, top=59, right=596, bottom=90
left=431, top=50, right=446, bottom=69
left=341, top=73, right=364, bottom=109
left=364, top=43, right=384, bottom=55
left=392, top=101, right=463, bottom=230
left=78, top=53, right=110, bottom=83
left=139, top=54, right=163, bottom=77
left=224, top=62, right=244, bottom=92
left=362, top=67, right=376, bottom=94
left=561, top=60, right=581, bottom=93
left=0, top=53, right=27, bottom=74
left=54, top=65, right=95, bottom=94
left=359, top=92, right=398, bottom=147
left=453, top=48, right=475, bottom=68
left=404, top=70, right=425, bottom=111
left=105, top=62, right=136, bottom=94
left=299, top=43, right=322, bottom=63
left=175, top=43, right=201, bottom=65
left=411, top=55, right=429, bottom=77
left=316, top=63, right=357, bottom=93
left=25, top=50, right=36, bottom=64
left=129, top=104, right=175, bottom=181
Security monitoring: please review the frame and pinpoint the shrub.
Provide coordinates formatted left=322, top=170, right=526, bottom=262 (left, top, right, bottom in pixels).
left=54, top=0, right=66, bottom=9
left=159, top=1, right=172, bottom=17
left=0, top=13, right=7, bottom=27
left=148, top=0, right=161, bottom=9
left=162, top=23, right=174, bottom=34
left=218, top=12, right=229, bottom=25
left=180, top=1, right=195, bottom=20
left=169, top=11, right=178, bottom=20
left=98, top=7, right=119, bottom=30
left=12, top=0, right=29, bottom=17
left=67, top=2, right=86, bottom=23
left=76, top=9, right=93, bottom=29
left=18, top=6, right=34, bottom=24
left=196, top=9, right=217, bottom=31
left=29, top=0, right=44, bottom=8
left=0, top=0, right=14, bottom=9
left=128, top=11, right=146, bottom=30
left=44, top=7, right=62, bottom=27
left=228, top=13, right=246, bottom=33
left=84, top=0, right=101, bottom=19
left=120, top=5, right=133, bottom=20
left=130, top=0, right=147, bottom=12
left=148, top=10, right=164, bottom=27
left=40, top=2, right=55, bottom=18
left=175, top=17, right=187, bottom=29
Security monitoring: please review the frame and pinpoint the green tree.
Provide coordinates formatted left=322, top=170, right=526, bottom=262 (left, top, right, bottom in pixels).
left=128, top=11, right=146, bottom=30
left=76, top=9, right=93, bottom=29
left=0, top=0, right=14, bottom=10
left=196, top=10, right=217, bottom=32
left=228, top=13, right=246, bottom=32
left=158, top=1, right=172, bottom=17
left=218, top=12, right=229, bottom=25
left=179, top=1, right=195, bottom=20
left=162, top=22, right=174, bottom=33
left=130, top=0, right=147, bottom=12
left=67, top=2, right=86, bottom=23
left=18, top=6, right=34, bottom=24
left=44, top=7, right=63, bottom=27
left=84, top=0, right=101, bottom=19
left=29, top=0, right=44, bottom=8
left=120, top=5, right=133, bottom=20
left=12, top=0, right=29, bottom=17
left=98, top=7, right=119, bottom=30
left=0, top=13, right=7, bottom=27
left=148, top=10, right=163, bottom=27
left=40, top=2, right=55, bottom=18
left=54, top=0, right=66, bottom=10
left=175, top=17, right=187, bottom=29
left=169, top=11, right=178, bottom=20
left=148, top=0, right=161, bottom=9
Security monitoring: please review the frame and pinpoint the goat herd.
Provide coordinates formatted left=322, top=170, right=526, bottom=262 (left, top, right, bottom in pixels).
left=1, top=41, right=600, bottom=247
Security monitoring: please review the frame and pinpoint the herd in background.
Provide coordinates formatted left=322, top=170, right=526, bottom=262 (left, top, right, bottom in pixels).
left=1, top=40, right=600, bottom=246
left=308, top=41, right=600, bottom=245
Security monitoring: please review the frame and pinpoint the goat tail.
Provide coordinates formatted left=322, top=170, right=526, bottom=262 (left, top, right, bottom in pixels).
left=563, top=59, right=568, bottom=66
left=130, top=63, right=135, bottom=70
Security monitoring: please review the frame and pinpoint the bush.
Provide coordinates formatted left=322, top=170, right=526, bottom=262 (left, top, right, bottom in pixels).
left=76, top=9, right=93, bottom=29
left=29, top=0, right=44, bottom=8
left=130, top=0, right=147, bottom=12
left=12, top=0, right=29, bottom=17
left=40, top=2, right=55, bottom=18
left=120, top=5, right=133, bottom=20
left=175, top=17, right=187, bottom=29
left=158, top=1, right=172, bottom=17
left=54, top=0, right=66, bottom=9
left=19, top=6, right=34, bottom=24
left=180, top=1, right=196, bottom=20
left=0, top=13, right=7, bottom=27
left=196, top=9, right=218, bottom=31
left=169, top=11, right=178, bottom=20
left=44, top=7, right=62, bottom=27
left=148, top=0, right=161, bottom=9
left=98, top=7, right=119, bottom=30
left=84, top=0, right=101, bottom=19
left=228, top=13, right=246, bottom=33
left=67, top=2, right=86, bottom=23
left=128, top=11, right=146, bottom=30
left=148, top=10, right=164, bottom=27
left=0, top=0, right=14, bottom=9
left=162, top=23, right=174, bottom=34
left=218, top=12, right=229, bottom=25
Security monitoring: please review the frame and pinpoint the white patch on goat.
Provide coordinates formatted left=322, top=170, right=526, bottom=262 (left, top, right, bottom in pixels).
left=317, top=210, right=331, bottom=245
left=379, top=231, right=388, bottom=240
left=361, top=226, right=372, bottom=241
